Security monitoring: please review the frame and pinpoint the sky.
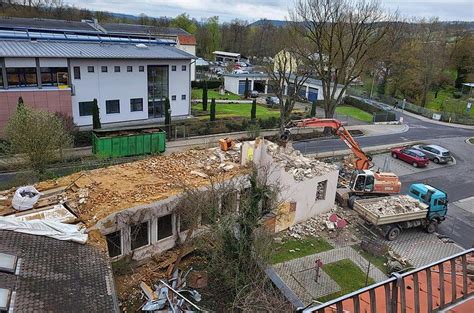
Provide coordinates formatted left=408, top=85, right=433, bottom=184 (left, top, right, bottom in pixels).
left=65, top=0, right=474, bottom=22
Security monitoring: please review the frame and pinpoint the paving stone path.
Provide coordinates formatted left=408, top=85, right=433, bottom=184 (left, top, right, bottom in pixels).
left=273, top=246, right=387, bottom=305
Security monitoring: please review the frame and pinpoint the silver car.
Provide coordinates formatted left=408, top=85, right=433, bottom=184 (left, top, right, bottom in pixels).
left=412, top=144, right=453, bottom=164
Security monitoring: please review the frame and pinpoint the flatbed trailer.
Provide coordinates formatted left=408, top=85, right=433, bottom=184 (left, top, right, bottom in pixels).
left=353, top=196, right=433, bottom=240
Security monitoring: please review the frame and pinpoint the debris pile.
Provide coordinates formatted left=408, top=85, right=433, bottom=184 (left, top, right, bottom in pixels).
left=265, top=141, right=337, bottom=181
left=140, top=267, right=205, bottom=312
left=364, top=195, right=426, bottom=215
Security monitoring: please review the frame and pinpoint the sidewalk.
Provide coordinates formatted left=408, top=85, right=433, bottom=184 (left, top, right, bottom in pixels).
left=400, top=109, right=474, bottom=130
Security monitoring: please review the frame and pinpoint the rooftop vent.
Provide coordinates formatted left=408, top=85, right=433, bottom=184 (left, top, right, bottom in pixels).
left=0, top=253, right=17, bottom=273
left=0, top=288, right=11, bottom=312
left=136, top=43, right=148, bottom=49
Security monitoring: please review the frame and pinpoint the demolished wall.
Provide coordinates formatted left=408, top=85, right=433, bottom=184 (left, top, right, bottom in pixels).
left=242, top=139, right=339, bottom=229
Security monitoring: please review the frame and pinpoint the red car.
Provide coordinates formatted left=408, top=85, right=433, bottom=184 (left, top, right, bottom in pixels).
left=391, top=147, right=429, bottom=167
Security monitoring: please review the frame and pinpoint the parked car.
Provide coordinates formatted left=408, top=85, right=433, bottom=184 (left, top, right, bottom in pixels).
left=391, top=147, right=429, bottom=167
left=265, top=96, right=280, bottom=107
left=412, top=144, right=453, bottom=164
left=250, top=90, right=259, bottom=98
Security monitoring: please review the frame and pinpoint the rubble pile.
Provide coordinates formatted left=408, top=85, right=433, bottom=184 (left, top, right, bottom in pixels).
left=266, top=141, right=337, bottom=181
left=364, top=195, right=426, bottom=215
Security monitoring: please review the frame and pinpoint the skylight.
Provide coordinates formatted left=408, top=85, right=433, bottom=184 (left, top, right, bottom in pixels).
left=0, top=253, right=17, bottom=273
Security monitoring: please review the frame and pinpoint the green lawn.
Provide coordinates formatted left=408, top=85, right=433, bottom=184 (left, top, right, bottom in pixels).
left=270, top=237, right=333, bottom=264
left=318, top=259, right=375, bottom=302
left=192, top=88, right=241, bottom=100
left=335, top=105, right=373, bottom=123
left=469, top=137, right=474, bottom=144
left=192, top=103, right=280, bottom=119
left=425, top=89, right=473, bottom=117
left=352, top=245, right=388, bottom=275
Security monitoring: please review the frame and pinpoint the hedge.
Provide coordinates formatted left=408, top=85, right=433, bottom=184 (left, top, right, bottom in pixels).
left=192, top=80, right=223, bottom=89
left=343, top=96, right=384, bottom=113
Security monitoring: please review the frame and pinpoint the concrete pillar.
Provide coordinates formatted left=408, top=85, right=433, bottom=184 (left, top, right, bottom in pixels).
left=264, top=79, right=268, bottom=94
left=35, top=57, right=42, bottom=89
left=0, top=58, right=7, bottom=89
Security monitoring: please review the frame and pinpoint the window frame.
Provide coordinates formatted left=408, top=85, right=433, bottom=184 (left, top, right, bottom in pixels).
left=181, top=65, right=187, bottom=71
left=78, top=101, right=94, bottom=116
left=139, top=65, right=145, bottom=72
left=87, top=66, right=94, bottom=73
left=114, top=66, right=121, bottom=73
left=130, top=221, right=150, bottom=251
left=105, top=230, right=122, bottom=258
left=181, top=94, right=186, bottom=100
left=130, top=98, right=144, bottom=112
left=171, top=95, right=176, bottom=101
left=171, top=65, right=177, bottom=71
left=101, top=66, right=108, bottom=73
left=73, top=66, right=81, bottom=80
left=127, top=66, right=133, bottom=72
left=106, top=99, right=120, bottom=114
left=157, top=214, right=173, bottom=241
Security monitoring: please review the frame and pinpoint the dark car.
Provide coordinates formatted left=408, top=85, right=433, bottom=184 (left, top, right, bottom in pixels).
left=391, top=147, right=429, bottom=167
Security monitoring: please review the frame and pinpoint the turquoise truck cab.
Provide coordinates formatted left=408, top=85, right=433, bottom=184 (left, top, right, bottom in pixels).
left=408, top=183, right=448, bottom=221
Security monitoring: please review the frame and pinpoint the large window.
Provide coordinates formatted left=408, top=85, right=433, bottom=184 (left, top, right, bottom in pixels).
left=40, top=67, right=68, bottom=86
left=79, top=101, right=94, bottom=116
left=0, top=66, right=3, bottom=88
left=130, top=98, right=143, bottom=112
left=73, top=66, right=81, bottom=79
left=6, top=68, right=37, bottom=87
left=105, top=231, right=122, bottom=258
left=157, top=214, right=173, bottom=240
left=148, top=65, right=168, bottom=118
left=316, top=180, right=327, bottom=201
left=130, top=221, right=149, bottom=250
left=106, top=99, right=120, bottom=114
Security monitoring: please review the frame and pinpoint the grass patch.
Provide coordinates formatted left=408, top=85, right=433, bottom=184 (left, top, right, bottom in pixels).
left=192, top=103, right=280, bottom=119
left=318, top=259, right=375, bottom=302
left=335, top=105, right=373, bottom=123
left=425, top=89, right=473, bottom=116
left=352, top=245, right=388, bottom=275
left=469, top=137, right=474, bottom=144
left=270, top=237, right=333, bottom=264
left=192, top=88, right=241, bottom=100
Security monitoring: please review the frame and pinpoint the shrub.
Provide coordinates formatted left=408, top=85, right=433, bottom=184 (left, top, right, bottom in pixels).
left=202, top=81, right=208, bottom=111
left=191, top=80, right=223, bottom=89
left=92, top=98, right=101, bottom=129
left=453, top=91, right=462, bottom=99
left=246, top=122, right=261, bottom=139
left=251, top=99, right=257, bottom=120
left=210, top=98, right=216, bottom=121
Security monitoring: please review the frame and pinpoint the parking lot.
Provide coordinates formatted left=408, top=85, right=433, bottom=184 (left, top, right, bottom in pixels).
left=371, top=152, right=456, bottom=176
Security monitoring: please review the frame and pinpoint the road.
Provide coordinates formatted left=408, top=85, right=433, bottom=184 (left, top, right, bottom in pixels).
left=294, top=108, right=474, bottom=248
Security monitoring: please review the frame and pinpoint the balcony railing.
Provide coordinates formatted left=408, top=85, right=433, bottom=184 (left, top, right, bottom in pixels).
left=301, top=248, right=473, bottom=313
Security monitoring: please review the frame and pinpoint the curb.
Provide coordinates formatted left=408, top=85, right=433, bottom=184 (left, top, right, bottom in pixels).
left=399, top=110, right=474, bottom=130
left=465, top=138, right=474, bottom=145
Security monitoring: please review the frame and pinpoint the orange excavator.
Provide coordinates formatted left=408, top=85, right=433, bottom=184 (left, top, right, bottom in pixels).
left=281, top=118, right=401, bottom=208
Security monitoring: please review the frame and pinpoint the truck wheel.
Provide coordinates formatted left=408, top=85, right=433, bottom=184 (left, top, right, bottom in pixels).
left=348, top=196, right=358, bottom=209
left=426, top=221, right=437, bottom=233
left=386, top=226, right=401, bottom=241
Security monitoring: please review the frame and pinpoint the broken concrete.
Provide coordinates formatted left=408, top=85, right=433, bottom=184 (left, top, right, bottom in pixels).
left=363, top=195, right=426, bottom=215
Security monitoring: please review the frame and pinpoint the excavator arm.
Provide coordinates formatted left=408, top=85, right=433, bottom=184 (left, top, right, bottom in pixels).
left=281, top=118, right=373, bottom=170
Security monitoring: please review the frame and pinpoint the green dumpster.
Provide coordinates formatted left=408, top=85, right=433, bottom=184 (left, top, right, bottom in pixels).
left=92, top=127, right=166, bottom=158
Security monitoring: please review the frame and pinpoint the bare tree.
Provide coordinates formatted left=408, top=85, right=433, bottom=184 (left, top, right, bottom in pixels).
left=290, top=0, right=391, bottom=118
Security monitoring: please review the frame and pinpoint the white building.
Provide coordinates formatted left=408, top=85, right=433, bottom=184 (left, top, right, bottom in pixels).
left=213, top=51, right=248, bottom=63
left=223, top=73, right=345, bottom=102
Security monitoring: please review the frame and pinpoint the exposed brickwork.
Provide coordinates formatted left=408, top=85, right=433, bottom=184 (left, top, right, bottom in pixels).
left=0, top=230, right=118, bottom=312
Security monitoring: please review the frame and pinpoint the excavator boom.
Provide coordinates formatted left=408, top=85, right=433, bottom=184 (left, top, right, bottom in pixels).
left=282, top=118, right=373, bottom=170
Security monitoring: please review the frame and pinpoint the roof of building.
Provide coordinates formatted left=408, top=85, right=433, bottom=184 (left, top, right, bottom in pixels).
left=0, top=39, right=196, bottom=59
left=213, top=51, right=241, bottom=57
left=223, top=72, right=343, bottom=88
left=102, top=23, right=190, bottom=36
left=177, top=34, right=197, bottom=45
left=0, top=16, right=98, bottom=33
left=0, top=230, right=118, bottom=312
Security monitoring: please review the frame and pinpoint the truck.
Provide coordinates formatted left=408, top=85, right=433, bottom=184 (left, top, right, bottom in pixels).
left=353, top=183, right=448, bottom=241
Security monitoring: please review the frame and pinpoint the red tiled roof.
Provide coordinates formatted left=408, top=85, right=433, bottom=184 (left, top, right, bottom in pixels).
left=178, top=34, right=196, bottom=45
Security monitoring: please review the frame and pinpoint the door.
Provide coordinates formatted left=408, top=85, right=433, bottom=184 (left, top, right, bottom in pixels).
left=308, top=87, right=318, bottom=102
left=354, top=175, right=366, bottom=191
left=238, top=80, right=246, bottom=95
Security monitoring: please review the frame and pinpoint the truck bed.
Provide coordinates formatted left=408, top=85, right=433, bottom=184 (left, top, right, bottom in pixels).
left=354, top=195, right=429, bottom=226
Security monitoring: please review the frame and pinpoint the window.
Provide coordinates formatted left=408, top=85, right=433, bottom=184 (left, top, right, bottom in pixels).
left=410, top=189, right=421, bottom=197
left=316, top=180, right=327, bottom=200
left=179, top=215, right=191, bottom=232
left=181, top=65, right=187, bottom=71
left=114, top=66, right=120, bottom=73
left=106, top=99, right=120, bottom=114
left=40, top=67, right=68, bottom=86
left=73, top=66, right=81, bottom=79
left=130, top=98, right=143, bottom=112
left=181, top=94, right=186, bottom=100
left=127, top=66, right=133, bottom=72
left=171, top=95, right=176, bottom=101
left=101, top=66, right=108, bottom=73
left=139, top=66, right=144, bottom=72
left=87, top=66, right=94, bottom=73
left=157, top=214, right=173, bottom=240
left=6, top=67, right=37, bottom=87
left=130, top=222, right=149, bottom=250
left=105, top=231, right=122, bottom=258
left=79, top=101, right=94, bottom=116
left=171, top=65, right=176, bottom=71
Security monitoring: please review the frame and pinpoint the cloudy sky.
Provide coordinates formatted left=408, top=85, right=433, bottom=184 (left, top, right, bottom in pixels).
left=65, top=0, right=474, bottom=22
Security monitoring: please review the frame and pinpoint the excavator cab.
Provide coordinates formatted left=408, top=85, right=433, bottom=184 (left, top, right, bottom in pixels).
left=350, top=170, right=375, bottom=192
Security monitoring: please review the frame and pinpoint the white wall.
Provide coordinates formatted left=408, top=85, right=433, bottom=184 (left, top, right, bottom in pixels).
left=4, top=57, right=36, bottom=67
left=224, top=76, right=240, bottom=94
left=70, top=58, right=191, bottom=126
left=179, top=44, right=196, bottom=81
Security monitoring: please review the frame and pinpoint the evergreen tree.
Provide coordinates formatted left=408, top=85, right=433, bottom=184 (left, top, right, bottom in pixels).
left=210, top=98, right=216, bottom=121
left=244, top=77, right=249, bottom=99
left=310, top=100, right=317, bottom=117
left=164, top=97, right=172, bottom=139
left=251, top=99, right=257, bottom=120
left=92, top=98, right=101, bottom=129
left=202, top=81, right=208, bottom=111
left=17, top=97, right=24, bottom=110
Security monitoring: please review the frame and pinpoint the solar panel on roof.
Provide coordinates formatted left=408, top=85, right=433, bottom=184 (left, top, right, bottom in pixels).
left=0, top=289, right=11, bottom=312
left=0, top=253, right=17, bottom=273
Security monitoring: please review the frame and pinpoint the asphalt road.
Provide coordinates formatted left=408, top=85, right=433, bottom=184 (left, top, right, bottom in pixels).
left=294, top=108, right=474, bottom=248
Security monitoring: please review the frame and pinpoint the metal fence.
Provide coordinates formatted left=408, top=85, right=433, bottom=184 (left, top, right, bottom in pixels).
left=301, top=248, right=473, bottom=313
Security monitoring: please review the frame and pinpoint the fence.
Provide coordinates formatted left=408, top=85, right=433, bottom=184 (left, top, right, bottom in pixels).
left=302, top=248, right=473, bottom=313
